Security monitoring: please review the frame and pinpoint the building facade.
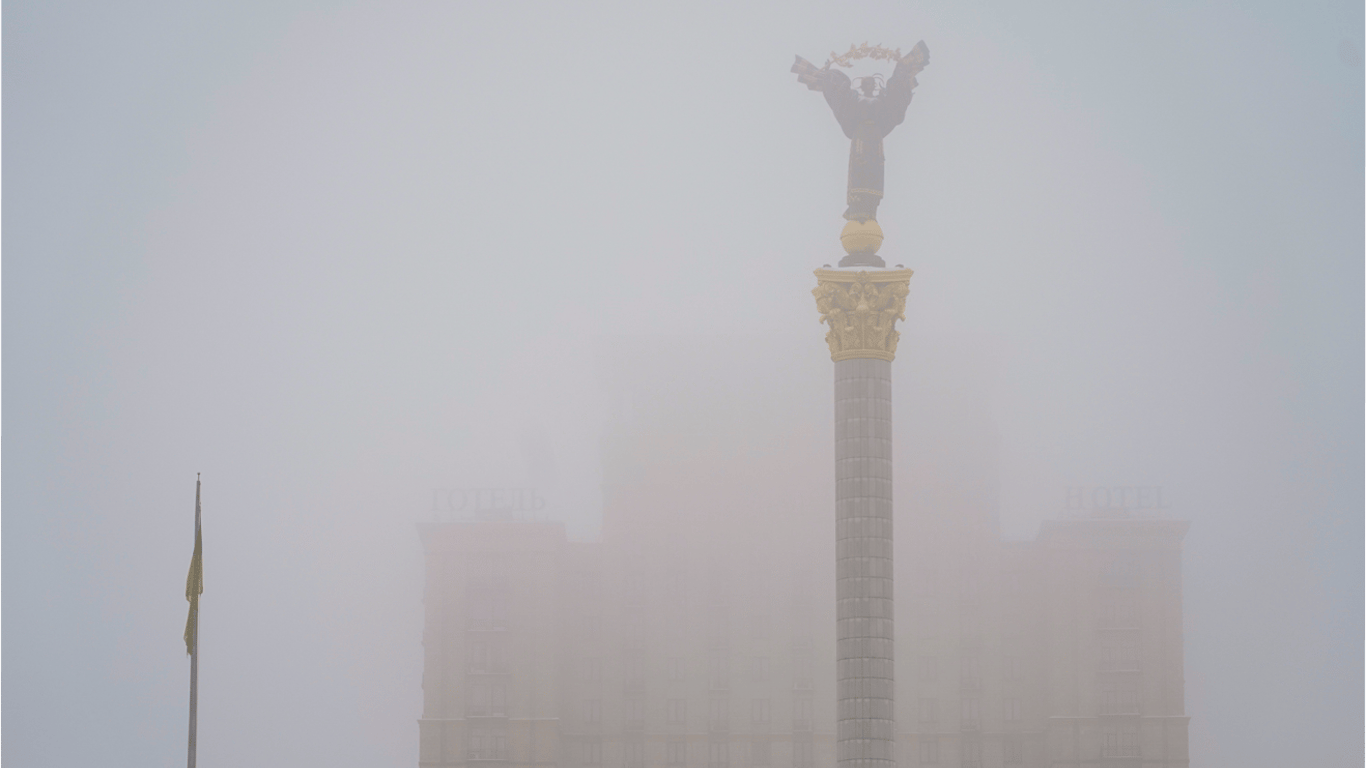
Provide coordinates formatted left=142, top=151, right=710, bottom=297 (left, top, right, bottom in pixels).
left=416, top=336, right=1189, bottom=768
left=416, top=506, right=1189, bottom=768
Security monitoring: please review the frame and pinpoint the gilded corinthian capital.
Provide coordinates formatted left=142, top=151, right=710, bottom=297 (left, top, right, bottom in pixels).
left=812, top=268, right=913, bottom=361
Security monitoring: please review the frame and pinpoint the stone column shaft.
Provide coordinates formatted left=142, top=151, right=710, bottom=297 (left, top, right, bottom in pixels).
left=834, top=358, right=895, bottom=768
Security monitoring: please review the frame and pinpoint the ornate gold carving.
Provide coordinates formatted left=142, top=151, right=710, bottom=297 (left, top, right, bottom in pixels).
left=825, top=41, right=929, bottom=70
left=826, top=42, right=907, bottom=69
left=812, top=268, right=913, bottom=361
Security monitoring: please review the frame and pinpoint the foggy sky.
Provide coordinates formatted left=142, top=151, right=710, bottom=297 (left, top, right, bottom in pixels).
left=4, top=2, right=1362, bottom=766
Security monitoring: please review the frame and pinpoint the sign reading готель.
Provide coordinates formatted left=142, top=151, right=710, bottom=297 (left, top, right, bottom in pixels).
left=430, top=488, right=548, bottom=522
left=1065, top=486, right=1170, bottom=517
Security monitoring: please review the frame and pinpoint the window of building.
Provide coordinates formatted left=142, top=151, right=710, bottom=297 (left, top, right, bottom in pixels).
left=467, top=557, right=508, bottom=590
left=584, top=699, right=601, bottom=725
left=918, top=656, right=938, bottom=682
left=750, top=656, right=769, bottom=683
left=1002, top=655, right=1019, bottom=682
left=1099, top=598, right=1139, bottom=629
left=1003, top=602, right=1026, bottom=633
left=709, top=577, right=731, bottom=606
left=625, top=739, right=646, bottom=768
left=493, top=595, right=509, bottom=629
left=625, top=698, right=645, bottom=730
left=960, top=697, right=981, bottom=730
left=467, top=557, right=491, bottom=589
left=1098, top=679, right=1119, bottom=713
left=709, top=608, right=731, bottom=648
left=792, top=570, right=814, bottom=606
left=1099, top=637, right=1142, bottom=672
left=1003, top=736, right=1023, bottom=764
left=709, top=561, right=732, bottom=607
left=583, top=658, right=603, bottom=684
left=751, top=739, right=771, bottom=767
left=709, top=740, right=730, bottom=768
left=1099, top=679, right=1140, bottom=715
left=959, top=654, right=982, bottom=690
left=667, top=740, right=687, bottom=766
left=469, top=727, right=509, bottom=760
left=749, top=570, right=769, bottom=602
left=1002, top=570, right=1023, bottom=596
left=917, top=736, right=939, bottom=765
left=626, top=620, right=647, bottom=651
left=664, top=570, right=686, bottom=603
left=1103, top=557, right=1139, bottom=589
left=466, top=594, right=509, bottom=630
left=581, top=739, right=602, bottom=766
left=1102, top=725, right=1141, bottom=757
left=667, top=699, right=687, bottom=726
left=961, top=738, right=982, bottom=768
left=793, top=697, right=813, bottom=732
left=751, top=699, right=771, bottom=728
left=1098, top=675, right=1141, bottom=710
left=959, top=569, right=984, bottom=605
left=793, top=655, right=813, bottom=690
left=918, top=698, right=937, bottom=724
left=792, top=739, right=813, bottom=768
left=584, top=615, right=602, bottom=643
left=466, top=682, right=507, bottom=716
left=915, top=608, right=939, bottom=641
left=625, top=654, right=647, bottom=691
left=709, top=698, right=730, bottom=732
left=668, top=657, right=686, bottom=682
left=579, top=572, right=601, bottom=599
left=1004, top=698, right=1022, bottom=722
left=468, top=639, right=507, bottom=674
left=959, top=611, right=983, bottom=646
left=750, top=607, right=771, bottom=640
left=709, top=653, right=730, bottom=690
left=913, top=567, right=937, bottom=598
left=624, top=571, right=646, bottom=609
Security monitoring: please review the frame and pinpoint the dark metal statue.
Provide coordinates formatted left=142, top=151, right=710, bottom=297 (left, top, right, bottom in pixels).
left=792, top=42, right=930, bottom=223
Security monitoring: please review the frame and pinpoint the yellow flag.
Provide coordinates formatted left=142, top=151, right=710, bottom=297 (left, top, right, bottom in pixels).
left=184, top=477, right=203, bottom=656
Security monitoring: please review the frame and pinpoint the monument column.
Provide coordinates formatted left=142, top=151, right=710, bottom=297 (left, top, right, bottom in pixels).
left=813, top=266, right=912, bottom=768
left=793, top=40, right=926, bottom=768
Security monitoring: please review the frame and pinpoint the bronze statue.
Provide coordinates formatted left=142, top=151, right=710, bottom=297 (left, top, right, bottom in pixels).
left=792, top=42, right=929, bottom=228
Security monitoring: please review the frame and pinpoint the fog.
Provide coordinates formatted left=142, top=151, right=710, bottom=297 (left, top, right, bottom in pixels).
left=4, top=2, right=1361, bottom=766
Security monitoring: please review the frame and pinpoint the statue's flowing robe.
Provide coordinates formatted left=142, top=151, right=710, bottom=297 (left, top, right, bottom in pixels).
left=816, top=59, right=920, bottom=222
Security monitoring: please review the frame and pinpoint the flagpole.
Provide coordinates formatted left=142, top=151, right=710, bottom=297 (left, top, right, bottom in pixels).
left=188, top=613, right=198, bottom=768
left=187, top=474, right=202, bottom=768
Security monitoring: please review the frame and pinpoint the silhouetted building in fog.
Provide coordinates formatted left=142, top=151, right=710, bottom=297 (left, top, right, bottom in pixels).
left=415, top=508, right=1188, bottom=768
left=415, top=340, right=1189, bottom=768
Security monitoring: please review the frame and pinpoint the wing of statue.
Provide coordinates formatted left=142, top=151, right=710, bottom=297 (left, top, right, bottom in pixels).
left=899, top=40, right=930, bottom=76
left=791, top=55, right=828, bottom=91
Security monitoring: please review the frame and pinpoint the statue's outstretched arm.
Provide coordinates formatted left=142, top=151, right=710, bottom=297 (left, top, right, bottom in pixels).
left=820, top=68, right=858, bottom=138
left=900, top=41, right=930, bottom=77
left=886, top=43, right=928, bottom=95
left=792, top=57, right=855, bottom=100
left=792, top=56, right=826, bottom=91
left=878, top=42, right=930, bottom=133
left=793, top=55, right=859, bottom=138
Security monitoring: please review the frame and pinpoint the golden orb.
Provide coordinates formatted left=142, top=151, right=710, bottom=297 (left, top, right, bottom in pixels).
left=840, top=219, right=884, bottom=255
